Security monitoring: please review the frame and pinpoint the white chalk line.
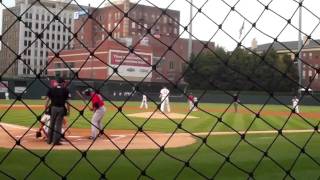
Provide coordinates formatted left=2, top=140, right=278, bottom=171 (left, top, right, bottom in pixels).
left=112, top=129, right=318, bottom=137
left=2, top=122, right=318, bottom=140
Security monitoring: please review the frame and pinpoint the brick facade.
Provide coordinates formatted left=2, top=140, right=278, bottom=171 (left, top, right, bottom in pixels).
left=48, top=0, right=215, bottom=84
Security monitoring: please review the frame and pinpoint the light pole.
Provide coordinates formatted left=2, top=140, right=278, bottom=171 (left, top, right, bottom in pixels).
left=297, top=0, right=303, bottom=97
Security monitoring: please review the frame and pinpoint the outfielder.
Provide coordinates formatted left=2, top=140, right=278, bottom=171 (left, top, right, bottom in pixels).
left=140, top=94, right=148, bottom=109
left=292, top=96, right=300, bottom=113
left=83, top=88, right=106, bottom=140
left=233, top=93, right=240, bottom=113
left=159, top=86, right=170, bottom=113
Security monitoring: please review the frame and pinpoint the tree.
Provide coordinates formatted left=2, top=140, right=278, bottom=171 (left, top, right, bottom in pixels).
left=184, top=47, right=298, bottom=92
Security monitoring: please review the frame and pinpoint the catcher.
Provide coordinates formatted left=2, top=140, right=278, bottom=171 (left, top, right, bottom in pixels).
left=36, top=106, right=70, bottom=139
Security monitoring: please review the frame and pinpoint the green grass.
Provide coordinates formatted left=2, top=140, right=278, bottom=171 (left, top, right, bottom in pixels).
left=0, top=100, right=319, bottom=179
left=0, top=100, right=318, bottom=132
left=0, top=133, right=319, bottom=179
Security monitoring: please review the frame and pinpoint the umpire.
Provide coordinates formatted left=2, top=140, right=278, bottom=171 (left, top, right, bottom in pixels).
left=45, top=77, right=70, bottom=145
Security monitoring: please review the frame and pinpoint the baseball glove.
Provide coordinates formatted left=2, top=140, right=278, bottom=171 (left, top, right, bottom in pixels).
left=36, top=131, right=42, bottom=138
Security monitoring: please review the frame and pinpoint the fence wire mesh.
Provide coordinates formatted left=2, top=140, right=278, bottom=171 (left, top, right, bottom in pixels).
left=0, top=0, right=319, bottom=179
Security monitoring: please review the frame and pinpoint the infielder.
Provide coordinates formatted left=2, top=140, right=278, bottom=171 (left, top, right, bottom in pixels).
left=188, top=93, right=195, bottom=111
left=159, top=86, right=170, bottom=113
left=292, top=96, right=300, bottom=113
left=83, top=88, right=106, bottom=140
left=140, top=94, right=148, bottom=109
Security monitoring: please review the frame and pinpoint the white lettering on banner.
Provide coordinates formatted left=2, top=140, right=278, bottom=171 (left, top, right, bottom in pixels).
left=108, top=50, right=153, bottom=79
left=14, top=87, right=26, bottom=94
left=0, top=81, right=8, bottom=93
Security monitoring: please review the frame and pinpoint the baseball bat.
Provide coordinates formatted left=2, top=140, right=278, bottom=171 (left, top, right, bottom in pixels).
left=76, top=90, right=88, bottom=104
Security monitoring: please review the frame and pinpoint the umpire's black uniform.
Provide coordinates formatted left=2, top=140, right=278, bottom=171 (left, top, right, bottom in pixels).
left=46, top=78, right=70, bottom=145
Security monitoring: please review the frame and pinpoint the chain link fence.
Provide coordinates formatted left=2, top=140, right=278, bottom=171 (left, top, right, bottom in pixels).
left=0, top=0, right=319, bottom=179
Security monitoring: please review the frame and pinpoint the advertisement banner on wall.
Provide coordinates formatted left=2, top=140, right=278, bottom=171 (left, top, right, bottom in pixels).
left=109, top=50, right=152, bottom=79
left=14, top=87, right=26, bottom=94
left=0, top=81, right=8, bottom=93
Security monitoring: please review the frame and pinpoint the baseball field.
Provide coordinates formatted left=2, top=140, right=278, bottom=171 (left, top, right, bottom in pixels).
left=0, top=99, right=319, bottom=179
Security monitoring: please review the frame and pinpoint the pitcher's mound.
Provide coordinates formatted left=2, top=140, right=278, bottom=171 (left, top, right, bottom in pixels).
left=127, top=111, right=198, bottom=119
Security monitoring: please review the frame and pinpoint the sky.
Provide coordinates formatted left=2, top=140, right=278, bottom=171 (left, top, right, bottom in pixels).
left=1, top=0, right=320, bottom=50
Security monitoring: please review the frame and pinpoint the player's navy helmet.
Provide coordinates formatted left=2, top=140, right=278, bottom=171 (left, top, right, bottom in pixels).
left=83, top=88, right=94, bottom=96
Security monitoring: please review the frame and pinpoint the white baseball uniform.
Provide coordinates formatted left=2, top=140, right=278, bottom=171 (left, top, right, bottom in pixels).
left=140, top=94, right=148, bottom=109
left=41, top=114, right=66, bottom=135
left=193, top=97, right=198, bottom=111
left=160, top=87, right=170, bottom=113
left=40, top=114, right=51, bottom=134
left=292, top=97, right=299, bottom=113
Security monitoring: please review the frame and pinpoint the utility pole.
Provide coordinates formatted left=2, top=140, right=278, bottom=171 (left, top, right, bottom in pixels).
left=297, top=0, right=303, bottom=97
left=187, top=0, right=193, bottom=61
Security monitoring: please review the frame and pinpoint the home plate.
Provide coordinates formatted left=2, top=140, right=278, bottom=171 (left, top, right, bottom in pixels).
left=127, top=112, right=199, bottom=119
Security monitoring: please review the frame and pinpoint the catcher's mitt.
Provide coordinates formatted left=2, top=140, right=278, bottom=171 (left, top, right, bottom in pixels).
left=36, top=131, right=42, bottom=138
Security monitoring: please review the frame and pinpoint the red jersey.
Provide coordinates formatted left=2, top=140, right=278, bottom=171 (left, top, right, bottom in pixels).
left=188, top=95, right=194, bottom=102
left=91, top=93, right=104, bottom=109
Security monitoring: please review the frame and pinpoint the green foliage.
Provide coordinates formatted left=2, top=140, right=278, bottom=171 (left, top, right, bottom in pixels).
left=185, top=48, right=298, bottom=92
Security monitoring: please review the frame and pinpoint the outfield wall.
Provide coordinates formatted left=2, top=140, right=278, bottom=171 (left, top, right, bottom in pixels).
left=1, top=78, right=319, bottom=106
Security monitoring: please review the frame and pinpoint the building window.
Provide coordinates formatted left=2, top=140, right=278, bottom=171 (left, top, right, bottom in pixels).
left=36, top=14, right=39, bottom=20
left=42, top=15, right=45, bottom=20
left=169, top=61, right=174, bottom=69
left=36, top=23, right=39, bottom=29
left=309, top=52, right=312, bottom=57
left=163, top=16, right=167, bottom=23
left=132, top=22, right=135, bottom=29
left=174, top=28, right=178, bottom=34
left=55, top=63, right=61, bottom=69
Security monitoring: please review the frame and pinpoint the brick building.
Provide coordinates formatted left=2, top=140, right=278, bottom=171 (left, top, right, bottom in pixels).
left=254, top=38, right=320, bottom=91
left=48, top=0, right=215, bottom=85
left=0, top=0, right=80, bottom=77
